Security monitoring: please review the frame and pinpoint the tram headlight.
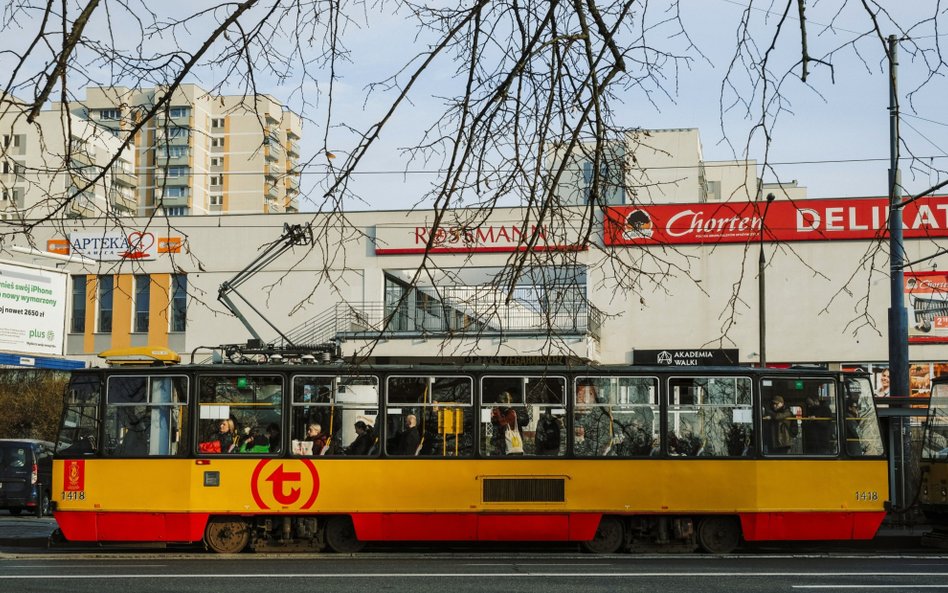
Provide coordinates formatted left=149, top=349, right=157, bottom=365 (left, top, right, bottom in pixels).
left=941, top=487, right=947, bottom=500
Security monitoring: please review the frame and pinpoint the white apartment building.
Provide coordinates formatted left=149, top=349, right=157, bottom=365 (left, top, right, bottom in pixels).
left=549, top=128, right=808, bottom=205
left=0, top=97, right=137, bottom=220
left=57, top=84, right=302, bottom=216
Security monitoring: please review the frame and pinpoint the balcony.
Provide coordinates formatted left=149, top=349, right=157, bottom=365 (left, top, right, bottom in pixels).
left=109, top=189, right=137, bottom=213
left=285, top=175, right=299, bottom=193
left=154, top=153, right=189, bottom=167
left=69, top=149, right=95, bottom=168
left=286, top=140, right=300, bottom=156
left=157, top=194, right=189, bottom=208
left=266, top=182, right=281, bottom=201
left=65, top=187, right=98, bottom=218
left=153, top=172, right=190, bottom=186
left=112, top=169, right=137, bottom=187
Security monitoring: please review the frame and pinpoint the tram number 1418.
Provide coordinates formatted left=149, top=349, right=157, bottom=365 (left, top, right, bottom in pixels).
left=855, top=490, right=879, bottom=502
left=61, top=491, right=85, bottom=501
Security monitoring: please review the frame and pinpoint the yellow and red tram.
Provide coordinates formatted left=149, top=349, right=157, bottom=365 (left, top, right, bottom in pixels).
left=53, top=360, right=888, bottom=553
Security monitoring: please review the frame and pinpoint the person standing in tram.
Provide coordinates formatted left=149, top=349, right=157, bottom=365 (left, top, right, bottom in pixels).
left=491, top=391, right=528, bottom=455
left=802, top=395, right=835, bottom=455
left=762, top=395, right=795, bottom=454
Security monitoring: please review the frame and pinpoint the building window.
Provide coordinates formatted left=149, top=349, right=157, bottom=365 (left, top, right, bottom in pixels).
left=134, top=275, right=150, bottom=333
left=163, top=206, right=189, bottom=216
left=211, top=117, right=225, bottom=128
left=209, top=194, right=223, bottom=206
left=169, top=107, right=191, bottom=118
left=161, top=187, right=188, bottom=198
left=210, top=157, right=223, bottom=167
left=70, top=276, right=86, bottom=333
left=162, top=146, right=188, bottom=158
left=171, top=275, right=187, bottom=332
left=166, top=166, right=188, bottom=178
left=98, top=109, right=120, bottom=120
left=211, top=137, right=224, bottom=148
left=210, top=175, right=222, bottom=186
left=98, top=275, right=114, bottom=333
left=167, top=126, right=189, bottom=139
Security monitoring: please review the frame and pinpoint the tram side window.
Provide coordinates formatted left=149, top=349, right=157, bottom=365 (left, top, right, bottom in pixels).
left=198, top=376, right=282, bottom=454
left=760, top=378, right=840, bottom=456
left=290, top=375, right=379, bottom=456
left=668, top=376, right=753, bottom=457
left=387, top=375, right=473, bottom=457
left=480, top=376, right=566, bottom=457
left=58, top=376, right=100, bottom=456
left=842, top=376, right=885, bottom=457
left=103, top=376, right=189, bottom=457
left=573, top=377, right=658, bottom=457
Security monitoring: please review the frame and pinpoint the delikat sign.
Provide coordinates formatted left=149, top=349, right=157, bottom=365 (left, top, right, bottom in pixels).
left=605, top=196, right=948, bottom=246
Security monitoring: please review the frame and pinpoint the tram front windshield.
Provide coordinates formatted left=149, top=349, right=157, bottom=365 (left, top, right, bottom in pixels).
left=923, top=382, right=948, bottom=461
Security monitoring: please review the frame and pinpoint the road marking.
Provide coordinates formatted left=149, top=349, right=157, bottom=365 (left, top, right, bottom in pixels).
left=1, top=572, right=948, bottom=579
left=794, top=587, right=948, bottom=590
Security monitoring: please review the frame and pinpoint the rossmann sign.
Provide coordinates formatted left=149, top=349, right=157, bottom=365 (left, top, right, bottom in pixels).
left=605, top=196, right=948, bottom=246
left=375, top=222, right=585, bottom=254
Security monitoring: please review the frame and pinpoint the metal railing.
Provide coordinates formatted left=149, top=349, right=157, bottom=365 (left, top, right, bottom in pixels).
left=279, top=297, right=601, bottom=349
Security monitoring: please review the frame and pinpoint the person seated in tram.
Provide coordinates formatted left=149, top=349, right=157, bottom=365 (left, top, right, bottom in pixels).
left=266, top=422, right=281, bottom=453
left=345, top=420, right=376, bottom=456
left=241, top=428, right=271, bottom=453
left=202, top=417, right=239, bottom=453
left=390, top=414, right=421, bottom=455
left=303, top=423, right=329, bottom=454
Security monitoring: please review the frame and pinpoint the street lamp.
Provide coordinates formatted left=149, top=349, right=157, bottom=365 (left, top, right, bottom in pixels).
left=759, top=192, right=776, bottom=368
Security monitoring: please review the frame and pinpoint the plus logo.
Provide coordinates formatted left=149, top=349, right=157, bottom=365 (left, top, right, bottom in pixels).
left=250, top=460, right=320, bottom=510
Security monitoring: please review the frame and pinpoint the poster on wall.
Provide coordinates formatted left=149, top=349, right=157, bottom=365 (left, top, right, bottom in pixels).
left=0, top=260, right=67, bottom=356
left=906, top=271, right=948, bottom=343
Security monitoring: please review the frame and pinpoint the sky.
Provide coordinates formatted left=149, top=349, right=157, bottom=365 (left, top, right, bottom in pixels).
left=9, top=0, right=948, bottom=212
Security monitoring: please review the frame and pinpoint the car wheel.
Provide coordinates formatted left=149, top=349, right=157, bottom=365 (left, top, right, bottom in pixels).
left=9, top=508, right=22, bottom=516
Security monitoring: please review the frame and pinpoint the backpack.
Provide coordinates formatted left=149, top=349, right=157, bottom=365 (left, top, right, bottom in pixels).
left=788, top=418, right=799, bottom=438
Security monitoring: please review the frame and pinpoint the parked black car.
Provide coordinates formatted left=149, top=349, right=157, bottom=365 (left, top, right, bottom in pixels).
left=0, top=439, right=54, bottom=517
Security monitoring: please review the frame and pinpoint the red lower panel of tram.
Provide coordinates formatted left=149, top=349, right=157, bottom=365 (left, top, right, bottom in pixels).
left=53, top=510, right=886, bottom=543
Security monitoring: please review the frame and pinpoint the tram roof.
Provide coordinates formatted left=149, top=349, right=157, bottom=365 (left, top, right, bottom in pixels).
left=71, top=362, right=862, bottom=377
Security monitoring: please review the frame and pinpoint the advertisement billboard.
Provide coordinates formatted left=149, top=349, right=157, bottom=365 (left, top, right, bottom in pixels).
left=0, top=260, right=67, bottom=356
left=907, top=271, right=948, bottom=343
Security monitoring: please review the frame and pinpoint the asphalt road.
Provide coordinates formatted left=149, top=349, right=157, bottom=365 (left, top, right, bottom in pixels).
left=1, top=554, right=948, bottom=593
left=1, top=514, right=947, bottom=592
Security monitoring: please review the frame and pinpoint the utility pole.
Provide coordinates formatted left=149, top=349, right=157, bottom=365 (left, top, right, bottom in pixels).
left=759, top=192, right=775, bottom=368
left=887, top=34, right=910, bottom=510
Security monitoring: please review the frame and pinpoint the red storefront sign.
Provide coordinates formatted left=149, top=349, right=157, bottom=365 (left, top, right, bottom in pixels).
left=605, top=196, right=948, bottom=246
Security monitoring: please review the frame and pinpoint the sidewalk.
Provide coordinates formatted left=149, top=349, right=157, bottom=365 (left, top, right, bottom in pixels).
left=0, top=517, right=57, bottom=548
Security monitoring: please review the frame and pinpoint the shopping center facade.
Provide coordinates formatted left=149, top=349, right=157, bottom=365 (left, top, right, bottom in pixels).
left=3, top=195, right=947, bottom=396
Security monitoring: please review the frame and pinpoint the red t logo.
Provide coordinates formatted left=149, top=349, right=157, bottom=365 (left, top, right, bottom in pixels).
left=250, top=460, right=320, bottom=510
left=266, top=465, right=301, bottom=504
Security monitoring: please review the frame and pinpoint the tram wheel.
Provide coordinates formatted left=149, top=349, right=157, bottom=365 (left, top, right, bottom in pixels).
left=204, top=517, right=250, bottom=554
left=581, top=516, right=625, bottom=554
left=697, top=516, right=741, bottom=554
left=324, top=516, right=365, bottom=553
